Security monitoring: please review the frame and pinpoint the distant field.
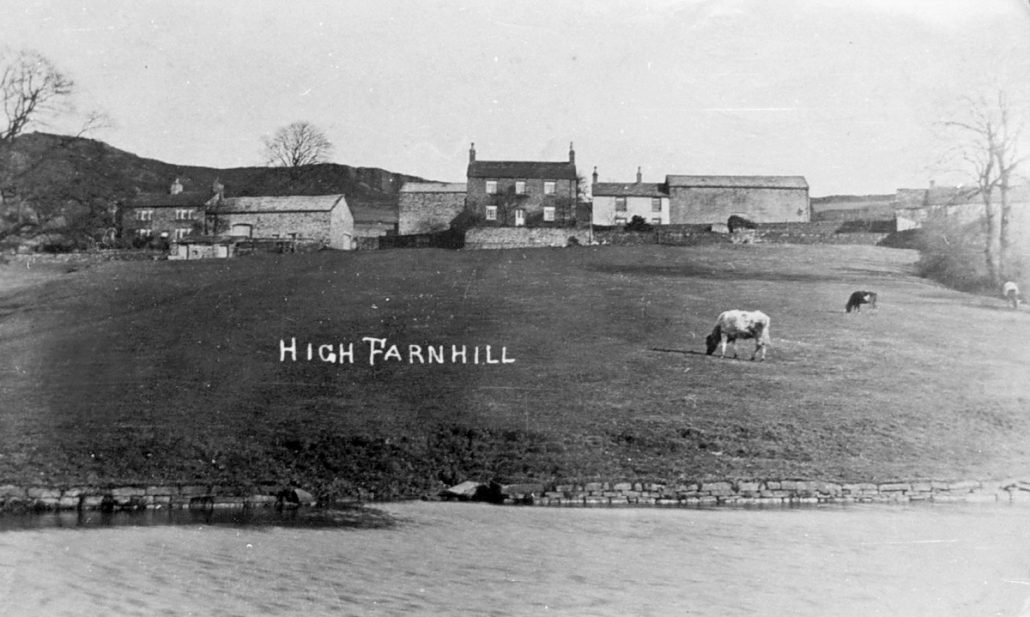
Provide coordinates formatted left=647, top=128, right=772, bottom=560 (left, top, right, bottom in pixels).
left=1, top=244, right=1028, bottom=499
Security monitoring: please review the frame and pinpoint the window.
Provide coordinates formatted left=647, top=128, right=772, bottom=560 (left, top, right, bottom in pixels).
left=543, top=206, right=555, bottom=222
left=543, top=181, right=555, bottom=195
left=485, top=205, right=498, bottom=221
left=175, top=227, right=191, bottom=240
left=651, top=198, right=662, bottom=213
left=136, top=209, right=153, bottom=221
left=175, top=209, right=194, bottom=221
left=615, top=197, right=627, bottom=212
left=614, top=217, right=627, bottom=225
left=136, top=228, right=152, bottom=238
left=485, top=180, right=498, bottom=194
left=651, top=218, right=662, bottom=225
left=514, top=209, right=525, bottom=226
left=515, top=181, right=526, bottom=195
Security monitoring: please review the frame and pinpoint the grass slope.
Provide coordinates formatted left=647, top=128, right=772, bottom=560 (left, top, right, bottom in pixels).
left=1, top=244, right=1028, bottom=500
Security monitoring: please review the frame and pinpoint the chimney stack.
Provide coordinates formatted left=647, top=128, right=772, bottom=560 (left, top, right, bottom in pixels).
left=469, top=142, right=476, bottom=163
left=569, top=142, right=575, bottom=164
left=170, top=178, right=183, bottom=195
left=592, top=166, right=598, bottom=184
left=636, top=167, right=642, bottom=184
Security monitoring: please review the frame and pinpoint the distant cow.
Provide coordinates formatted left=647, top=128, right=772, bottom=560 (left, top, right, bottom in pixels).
left=845, top=291, right=878, bottom=313
left=1003, top=281, right=1021, bottom=309
left=705, top=310, right=771, bottom=361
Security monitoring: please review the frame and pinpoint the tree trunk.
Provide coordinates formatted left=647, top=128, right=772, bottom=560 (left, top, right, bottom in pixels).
left=998, top=184, right=1014, bottom=281
left=983, top=199, right=1001, bottom=286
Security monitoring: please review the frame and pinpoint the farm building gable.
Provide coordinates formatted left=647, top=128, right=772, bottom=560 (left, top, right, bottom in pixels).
left=398, top=182, right=468, bottom=235
left=665, top=174, right=810, bottom=225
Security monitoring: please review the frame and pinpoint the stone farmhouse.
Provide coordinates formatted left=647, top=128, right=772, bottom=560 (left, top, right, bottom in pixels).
left=465, top=143, right=579, bottom=227
left=591, top=167, right=671, bottom=226
left=123, top=178, right=219, bottom=242
left=123, top=178, right=355, bottom=251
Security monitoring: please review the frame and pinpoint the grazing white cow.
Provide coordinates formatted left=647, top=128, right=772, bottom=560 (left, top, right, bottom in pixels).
left=1003, top=281, right=1021, bottom=309
left=705, top=310, right=771, bottom=361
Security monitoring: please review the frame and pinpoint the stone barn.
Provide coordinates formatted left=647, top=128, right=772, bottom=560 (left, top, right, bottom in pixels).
left=666, top=175, right=810, bottom=225
left=209, top=194, right=353, bottom=250
left=398, top=182, right=468, bottom=235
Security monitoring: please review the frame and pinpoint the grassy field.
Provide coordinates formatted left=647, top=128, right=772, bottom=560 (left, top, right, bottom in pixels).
left=1, top=244, right=1029, bottom=500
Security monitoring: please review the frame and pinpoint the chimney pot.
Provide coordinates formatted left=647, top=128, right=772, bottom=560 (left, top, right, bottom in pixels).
left=469, top=142, right=476, bottom=163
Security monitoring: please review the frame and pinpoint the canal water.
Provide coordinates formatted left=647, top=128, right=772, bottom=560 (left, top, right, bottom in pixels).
left=2, top=501, right=1029, bottom=616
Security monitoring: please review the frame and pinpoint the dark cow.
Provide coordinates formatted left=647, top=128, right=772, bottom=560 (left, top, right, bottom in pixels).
left=845, top=291, right=878, bottom=313
left=705, top=310, right=771, bottom=361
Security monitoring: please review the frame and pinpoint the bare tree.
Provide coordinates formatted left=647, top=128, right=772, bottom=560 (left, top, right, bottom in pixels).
left=0, top=49, right=74, bottom=142
left=261, top=121, right=334, bottom=169
left=944, top=91, right=1026, bottom=285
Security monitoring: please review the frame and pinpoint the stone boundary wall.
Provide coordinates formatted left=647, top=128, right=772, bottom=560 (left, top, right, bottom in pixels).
left=3, top=249, right=165, bottom=264
left=3, top=477, right=1030, bottom=513
left=464, top=224, right=888, bottom=250
left=508, top=478, right=1030, bottom=507
left=465, top=227, right=591, bottom=249
left=0, top=484, right=316, bottom=513
left=435, top=477, right=1030, bottom=507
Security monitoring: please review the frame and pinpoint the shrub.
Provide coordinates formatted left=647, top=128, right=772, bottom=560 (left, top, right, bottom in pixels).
left=913, top=214, right=992, bottom=293
left=624, top=215, right=653, bottom=232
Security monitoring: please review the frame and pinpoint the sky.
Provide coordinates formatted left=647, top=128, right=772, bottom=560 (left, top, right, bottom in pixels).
left=3, top=0, right=1030, bottom=196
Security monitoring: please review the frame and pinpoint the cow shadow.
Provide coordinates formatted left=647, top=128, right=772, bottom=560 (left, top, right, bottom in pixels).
left=650, top=347, right=707, bottom=356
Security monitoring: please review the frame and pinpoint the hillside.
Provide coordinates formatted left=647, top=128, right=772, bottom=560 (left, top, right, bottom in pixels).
left=0, top=132, right=428, bottom=242
left=810, top=194, right=895, bottom=211
left=1, top=244, right=1028, bottom=501
left=810, top=194, right=896, bottom=223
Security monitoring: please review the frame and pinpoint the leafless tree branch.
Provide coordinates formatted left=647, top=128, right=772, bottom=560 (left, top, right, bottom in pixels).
left=0, top=49, right=74, bottom=142
left=261, top=121, right=334, bottom=169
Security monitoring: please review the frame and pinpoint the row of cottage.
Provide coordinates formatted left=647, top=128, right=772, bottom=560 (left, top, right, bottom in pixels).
left=122, top=142, right=1018, bottom=256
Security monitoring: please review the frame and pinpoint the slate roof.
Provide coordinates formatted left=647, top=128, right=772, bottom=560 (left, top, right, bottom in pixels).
left=215, top=195, right=346, bottom=213
left=592, top=182, right=668, bottom=198
left=400, top=182, right=468, bottom=193
left=130, top=191, right=219, bottom=208
left=468, top=161, right=577, bottom=180
left=665, top=175, right=809, bottom=189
